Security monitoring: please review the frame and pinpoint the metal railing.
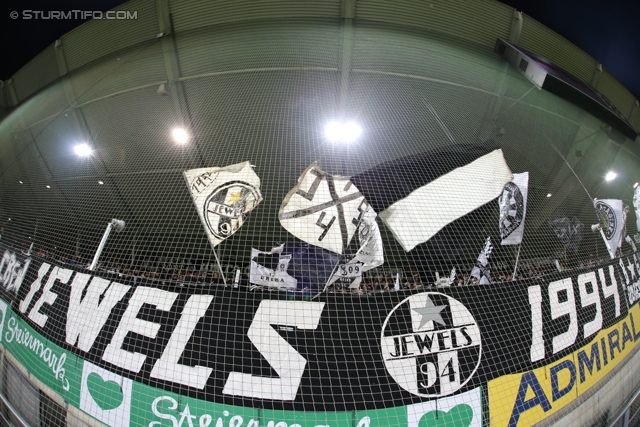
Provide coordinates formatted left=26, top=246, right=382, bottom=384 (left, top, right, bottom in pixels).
left=0, top=390, right=31, bottom=427
left=610, top=386, right=640, bottom=427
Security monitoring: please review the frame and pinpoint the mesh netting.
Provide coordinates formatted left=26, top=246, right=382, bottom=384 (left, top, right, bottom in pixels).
left=0, top=11, right=639, bottom=427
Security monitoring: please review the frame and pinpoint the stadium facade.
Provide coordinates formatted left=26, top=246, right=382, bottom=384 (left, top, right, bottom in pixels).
left=1, top=0, right=640, bottom=426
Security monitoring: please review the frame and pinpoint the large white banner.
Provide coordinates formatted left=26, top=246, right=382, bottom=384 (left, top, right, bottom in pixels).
left=378, top=149, right=512, bottom=251
left=499, top=172, right=529, bottom=245
left=279, top=163, right=365, bottom=254
left=184, top=162, right=262, bottom=248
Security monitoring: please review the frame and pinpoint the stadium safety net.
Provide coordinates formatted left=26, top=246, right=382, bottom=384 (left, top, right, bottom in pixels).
left=0, top=2, right=639, bottom=427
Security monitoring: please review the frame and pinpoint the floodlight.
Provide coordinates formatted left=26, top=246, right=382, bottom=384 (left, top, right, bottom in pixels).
left=343, top=122, right=362, bottom=143
left=74, top=143, right=92, bottom=157
left=325, top=121, right=363, bottom=143
left=172, top=128, right=189, bottom=144
left=605, top=171, right=617, bottom=181
left=325, top=122, right=342, bottom=142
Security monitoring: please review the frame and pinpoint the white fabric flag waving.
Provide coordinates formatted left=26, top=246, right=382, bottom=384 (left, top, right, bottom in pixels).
left=354, top=204, right=384, bottom=271
left=470, top=237, right=493, bottom=284
left=594, top=199, right=624, bottom=259
left=250, top=245, right=298, bottom=289
left=620, top=204, right=629, bottom=249
left=327, top=262, right=364, bottom=289
left=499, top=172, right=529, bottom=245
left=279, top=163, right=365, bottom=254
left=184, top=162, right=262, bottom=248
left=351, top=144, right=513, bottom=252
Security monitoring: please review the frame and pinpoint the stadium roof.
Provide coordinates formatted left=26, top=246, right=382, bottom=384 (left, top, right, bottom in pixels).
left=0, top=0, right=638, bottom=267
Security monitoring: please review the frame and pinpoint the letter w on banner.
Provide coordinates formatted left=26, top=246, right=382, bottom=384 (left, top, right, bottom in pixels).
left=184, top=162, right=262, bottom=248
left=279, top=163, right=365, bottom=254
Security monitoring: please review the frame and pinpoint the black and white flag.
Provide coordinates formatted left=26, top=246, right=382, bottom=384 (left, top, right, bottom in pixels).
left=327, top=262, right=364, bottom=289
left=620, top=204, right=630, bottom=249
left=279, top=163, right=365, bottom=254
left=184, top=162, right=262, bottom=248
left=470, top=237, right=493, bottom=284
left=548, top=216, right=584, bottom=253
left=594, top=199, right=624, bottom=258
left=353, top=205, right=384, bottom=271
left=351, top=144, right=512, bottom=252
left=499, top=172, right=529, bottom=245
left=326, top=204, right=383, bottom=289
left=250, top=245, right=298, bottom=289
left=634, top=186, right=640, bottom=232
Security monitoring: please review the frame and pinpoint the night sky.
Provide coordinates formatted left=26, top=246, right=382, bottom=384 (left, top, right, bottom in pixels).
left=0, top=0, right=639, bottom=99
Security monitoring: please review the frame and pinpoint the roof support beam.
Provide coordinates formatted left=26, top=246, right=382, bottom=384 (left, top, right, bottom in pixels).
left=337, top=0, right=356, bottom=118
left=156, top=0, right=206, bottom=167
left=53, top=38, right=140, bottom=232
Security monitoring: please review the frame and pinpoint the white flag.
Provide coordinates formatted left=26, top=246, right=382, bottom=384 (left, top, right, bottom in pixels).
left=375, top=149, right=512, bottom=251
left=620, top=205, right=629, bottom=249
left=184, top=162, right=262, bottom=248
left=594, top=199, right=624, bottom=259
left=279, top=163, right=365, bottom=254
left=634, top=186, right=640, bottom=232
left=470, top=237, right=493, bottom=284
left=354, top=205, right=384, bottom=271
left=499, top=172, right=529, bottom=245
left=250, top=245, right=298, bottom=289
left=327, top=262, right=363, bottom=289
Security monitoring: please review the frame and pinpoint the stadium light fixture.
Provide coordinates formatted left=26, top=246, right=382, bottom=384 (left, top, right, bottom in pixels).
left=343, top=122, right=362, bottom=143
left=325, top=121, right=362, bottom=143
left=172, top=128, right=189, bottom=144
left=325, top=122, right=342, bottom=142
left=605, top=171, right=617, bottom=181
left=74, top=143, right=92, bottom=157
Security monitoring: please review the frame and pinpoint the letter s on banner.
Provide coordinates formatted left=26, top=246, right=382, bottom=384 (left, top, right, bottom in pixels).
left=223, top=300, right=325, bottom=400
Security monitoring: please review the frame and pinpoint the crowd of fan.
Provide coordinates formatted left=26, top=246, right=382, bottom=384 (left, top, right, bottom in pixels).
left=320, top=252, right=620, bottom=294
left=17, top=242, right=625, bottom=295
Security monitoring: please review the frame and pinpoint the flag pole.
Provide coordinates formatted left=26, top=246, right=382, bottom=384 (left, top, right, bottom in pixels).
left=211, top=246, right=227, bottom=285
left=512, top=244, right=521, bottom=279
left=314, top=262, right=342, bottom=300
left=598, top=227, right=615, bottom=260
